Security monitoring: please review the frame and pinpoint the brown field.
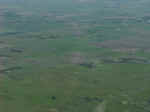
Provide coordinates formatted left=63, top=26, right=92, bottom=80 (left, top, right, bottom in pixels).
left=68, top=52, right=85, bottom=64
left=91, top=36, right=150, bottom=53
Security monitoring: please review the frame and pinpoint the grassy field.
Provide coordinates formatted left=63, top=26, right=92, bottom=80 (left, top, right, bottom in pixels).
left=1, top=0, right=150, bottom=112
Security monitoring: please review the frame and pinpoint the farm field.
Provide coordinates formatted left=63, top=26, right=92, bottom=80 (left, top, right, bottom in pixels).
left=1, top=0, right=150, bottom=112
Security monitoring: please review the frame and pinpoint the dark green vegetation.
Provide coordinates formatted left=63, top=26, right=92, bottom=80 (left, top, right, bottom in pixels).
left=1, top=0, right=150, bottom=112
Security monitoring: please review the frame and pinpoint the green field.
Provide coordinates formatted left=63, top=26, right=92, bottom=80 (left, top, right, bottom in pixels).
left=1, top=0, right=150, bottom=112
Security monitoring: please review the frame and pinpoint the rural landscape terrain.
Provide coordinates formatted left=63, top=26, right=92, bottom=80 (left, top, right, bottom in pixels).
left=1, top=0, right=150, bottom=112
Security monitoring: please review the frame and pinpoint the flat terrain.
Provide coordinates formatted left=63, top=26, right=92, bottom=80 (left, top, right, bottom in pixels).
left=0, top=0, right=150, bottom=112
